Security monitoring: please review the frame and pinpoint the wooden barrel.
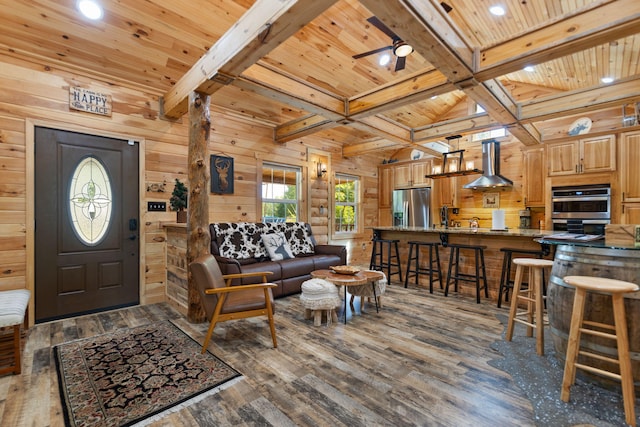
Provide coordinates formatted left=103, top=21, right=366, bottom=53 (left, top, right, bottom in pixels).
left=547, top=244, right=640, bottom=390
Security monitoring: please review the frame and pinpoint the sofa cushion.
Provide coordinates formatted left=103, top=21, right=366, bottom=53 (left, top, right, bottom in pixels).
left=215, top=224, right=249, bottom=259
left=262, top=232, right=295, bottom=261
left=268, top=222, right=314, bottom=255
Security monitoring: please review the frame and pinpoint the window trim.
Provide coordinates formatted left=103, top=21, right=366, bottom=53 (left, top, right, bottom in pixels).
left=260, top=161, right=302, bottom=222
left=332, top=172, right=360, bottom=239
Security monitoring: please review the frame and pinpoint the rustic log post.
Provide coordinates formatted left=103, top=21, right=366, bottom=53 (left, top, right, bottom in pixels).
left=187, top=91, right=211, bottom=323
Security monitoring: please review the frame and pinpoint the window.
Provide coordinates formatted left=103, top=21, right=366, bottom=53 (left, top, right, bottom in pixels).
left=334, top=173, right=359, bottom=233
left=261, top=163, right=300, bottom=222
left=68, top=156, right=113, bottom=245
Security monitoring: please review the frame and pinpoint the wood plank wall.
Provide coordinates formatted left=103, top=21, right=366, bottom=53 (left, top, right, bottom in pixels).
left=0, top=53, right=381, bottom=323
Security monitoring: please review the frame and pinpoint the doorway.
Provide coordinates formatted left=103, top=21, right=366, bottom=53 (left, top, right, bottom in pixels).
left=34, top=127, right=140, bottom=322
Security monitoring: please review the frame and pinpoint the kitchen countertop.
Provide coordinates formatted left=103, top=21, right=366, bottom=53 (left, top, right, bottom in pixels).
left=371, top=226, right=554, bottom=238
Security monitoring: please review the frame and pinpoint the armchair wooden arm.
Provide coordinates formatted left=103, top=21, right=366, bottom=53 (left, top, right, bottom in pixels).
left=222, top=271, right=273, bottom=285
left=204, top=282, right=277, bottom=294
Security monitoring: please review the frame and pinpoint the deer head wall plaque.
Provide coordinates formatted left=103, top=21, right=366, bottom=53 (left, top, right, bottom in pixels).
left=210, top=155, right=234, bottom=194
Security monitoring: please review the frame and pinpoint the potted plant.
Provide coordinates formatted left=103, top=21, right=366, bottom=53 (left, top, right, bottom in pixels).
left=170, top=178, right=188, bottom=223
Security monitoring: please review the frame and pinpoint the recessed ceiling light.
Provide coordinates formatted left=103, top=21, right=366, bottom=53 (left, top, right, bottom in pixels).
left=430, top=95, right=438, bottom=100
left=523, top=66, right=535, bottom=72
left=379, top=54, right=391, bottom=66
left=489, top=5, right=505, bottom=16
left=601, top=76, right=614, bottom=84
left=78, top=0, right=103, bottom=20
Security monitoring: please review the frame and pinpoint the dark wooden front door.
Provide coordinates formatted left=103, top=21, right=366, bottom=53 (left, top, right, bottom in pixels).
left=35, top=127, right=139, bottom=322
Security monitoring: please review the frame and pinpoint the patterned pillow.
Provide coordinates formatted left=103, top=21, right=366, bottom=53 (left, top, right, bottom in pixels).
left=214, top=223, right=249, bottom=259
left=243, top=222, right=269, bottom=258
left=286, top=223, right=315, bottom=255
left=261, top=233, right=294, bottom=261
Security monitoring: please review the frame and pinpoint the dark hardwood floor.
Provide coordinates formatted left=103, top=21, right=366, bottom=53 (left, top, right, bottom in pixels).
left=1, top=285, right=544, bottom=426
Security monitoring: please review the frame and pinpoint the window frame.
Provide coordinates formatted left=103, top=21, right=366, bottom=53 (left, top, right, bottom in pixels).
left=332, top=172, right=360, bottom=238
left=260, top=162, right=302, bottom=223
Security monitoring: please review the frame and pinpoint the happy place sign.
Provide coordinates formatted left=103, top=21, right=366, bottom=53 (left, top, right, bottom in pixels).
left=69, top=87, right=112, bottom=117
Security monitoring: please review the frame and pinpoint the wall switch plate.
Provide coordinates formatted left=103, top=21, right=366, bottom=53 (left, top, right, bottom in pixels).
left=148, top=201, right=166, bottom=212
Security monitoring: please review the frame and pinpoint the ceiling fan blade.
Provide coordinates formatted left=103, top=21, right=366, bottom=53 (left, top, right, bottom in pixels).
left=366, top=16, right=399, bottom=40
left=352, top=45, right=392, bottom=59
left=395, top=56, right=406, bottom=71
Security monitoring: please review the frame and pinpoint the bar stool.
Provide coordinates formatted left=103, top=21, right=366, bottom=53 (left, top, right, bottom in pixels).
left=505, top=258, right=554, bottom=355
left=444, top=244, right=488, bottom=304
left=369, top=238, right=402, bottom=283
left=404, top=241, right=442, bottom=293
left=561, top=276, right=639, bottom=427
left=497, top=247, right=545, bottom=308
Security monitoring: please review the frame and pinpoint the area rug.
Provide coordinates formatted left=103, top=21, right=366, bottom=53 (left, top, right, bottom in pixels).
left=54, top=320, right=242, bottom=427
left=489, top=313, right=637, bottom=427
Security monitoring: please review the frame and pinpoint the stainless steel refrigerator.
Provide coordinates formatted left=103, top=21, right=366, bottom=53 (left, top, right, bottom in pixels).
left=392, top=188, right=431, bottom=227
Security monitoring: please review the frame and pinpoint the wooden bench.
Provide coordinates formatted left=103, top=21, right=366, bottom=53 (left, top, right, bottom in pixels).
left=0, top=290, right=30, bottom=375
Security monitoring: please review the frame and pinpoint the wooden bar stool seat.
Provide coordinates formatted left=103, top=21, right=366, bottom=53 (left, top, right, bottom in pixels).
left=404, top=241, right=442, bottom=293
left=444, top=244, right=488, bottom=304
left=369, top=238, right=402, bottom=283
left=505, top=258, right=553, bottom=356
left=497, top=247, right=545, bottom=308
left=560, top=276, right=639, bottom=427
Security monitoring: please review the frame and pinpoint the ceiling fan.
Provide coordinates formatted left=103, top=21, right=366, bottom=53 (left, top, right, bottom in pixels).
left=353, top=16, right=414, bottom=72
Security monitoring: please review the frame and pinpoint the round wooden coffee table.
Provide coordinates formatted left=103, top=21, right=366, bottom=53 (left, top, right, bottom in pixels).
left=310, top=269, right=385, bottom=324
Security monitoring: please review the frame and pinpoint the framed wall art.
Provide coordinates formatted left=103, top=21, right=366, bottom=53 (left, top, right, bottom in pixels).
left=482, top=192, right=499, bottom=208
left=210, top=155, right=234, bottom=194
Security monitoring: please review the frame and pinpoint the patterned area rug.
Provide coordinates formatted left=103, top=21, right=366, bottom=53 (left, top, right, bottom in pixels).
left=54, top=320, right=241, bottom=427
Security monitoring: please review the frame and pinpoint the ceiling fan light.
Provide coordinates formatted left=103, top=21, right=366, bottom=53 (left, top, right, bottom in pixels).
left=379, top=54, right=391, bottom=66
left=394, top=43, right=413, bottom=58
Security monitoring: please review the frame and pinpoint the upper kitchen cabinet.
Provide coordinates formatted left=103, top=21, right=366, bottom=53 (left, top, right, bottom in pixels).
left=432, top=177, right=458, bottom=207
left=379, top=165, right=394, bottom=208
left=547, top=135, right=616, bottom=176
left=620, top=130, right=640, bottom=202
left=522, top=146, right=545, bottom=207
left=393, top=159, right=433, bottom=189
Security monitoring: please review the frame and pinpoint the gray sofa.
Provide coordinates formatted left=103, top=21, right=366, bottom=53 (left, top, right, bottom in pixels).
left=209, top=222, right=347, bottom=298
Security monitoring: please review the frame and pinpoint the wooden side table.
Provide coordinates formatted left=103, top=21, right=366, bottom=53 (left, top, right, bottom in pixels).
left=310, top=269, right=385, bottom=324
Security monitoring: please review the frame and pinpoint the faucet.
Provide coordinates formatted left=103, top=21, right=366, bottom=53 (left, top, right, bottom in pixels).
left=440, top=206, right=449, bottom=229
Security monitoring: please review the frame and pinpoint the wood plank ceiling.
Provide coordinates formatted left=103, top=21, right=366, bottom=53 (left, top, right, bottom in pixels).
left=1, top=0, right=639, bottom=157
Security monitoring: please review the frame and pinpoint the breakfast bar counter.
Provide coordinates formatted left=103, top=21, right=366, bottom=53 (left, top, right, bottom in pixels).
left=371, top=226, right=555, bottom=301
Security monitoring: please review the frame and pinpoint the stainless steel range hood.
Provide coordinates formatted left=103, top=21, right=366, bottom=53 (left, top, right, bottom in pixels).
left=463, top=139, right=513, bottom=189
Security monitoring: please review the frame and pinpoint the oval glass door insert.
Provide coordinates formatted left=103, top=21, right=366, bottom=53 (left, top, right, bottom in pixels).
left=68, top=156, right=113, bottom=245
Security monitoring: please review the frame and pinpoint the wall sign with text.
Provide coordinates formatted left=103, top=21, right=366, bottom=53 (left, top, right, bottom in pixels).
left=69, top=87, right=112, bottom=117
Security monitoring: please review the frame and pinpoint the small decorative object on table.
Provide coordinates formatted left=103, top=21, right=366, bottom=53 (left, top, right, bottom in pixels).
left=170, top=178, right=188, bottom=223
left=329, top=265, right=360, bottom=275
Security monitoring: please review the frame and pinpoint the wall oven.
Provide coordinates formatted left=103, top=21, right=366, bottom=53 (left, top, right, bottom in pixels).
left=551, top=184, right=610, bottom=234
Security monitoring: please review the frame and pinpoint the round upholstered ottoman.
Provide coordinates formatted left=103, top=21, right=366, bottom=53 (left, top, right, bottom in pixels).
left=300, top=278, right=341, bottom=326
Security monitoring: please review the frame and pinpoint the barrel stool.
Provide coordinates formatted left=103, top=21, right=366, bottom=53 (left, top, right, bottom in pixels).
left=369, top=238, right=402, bottom=283
left=404, top=241, right=442, bottom=293
left=505, top=258, right=553, bottom=356
left=560, top=276, right=639, bottom=427
left=444, top=244, right=488, bottom=303
left=0, top=289, right=31, bottom=376
left=300, top=279, right=341, bottom=326
left=497, top=247, right=544, bottom=308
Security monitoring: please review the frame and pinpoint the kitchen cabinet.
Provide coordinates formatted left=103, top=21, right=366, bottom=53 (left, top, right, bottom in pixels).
left=378, top=165, right=393, bottom=226
left=547, top=135, right=616, bottom=176
left=620, top=130, right=640, bottom=223
left=393, top=160, right=433, bottom=189
left=522, top=146, right=545, bottom=207
left=431, top=177, right=457, bottom=207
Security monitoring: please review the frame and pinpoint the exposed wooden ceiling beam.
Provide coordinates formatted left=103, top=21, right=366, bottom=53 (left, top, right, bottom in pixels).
left=520, top=76, right=640, bottom=122
left=274, top=114, right=338, bottom=143
left=240, top=63, right=345, bottom=120
left=412, top=114, right=497, bottom=142
left=476, top=0, right=640, bottom=81
left=161, top=0, right=337, bottom=118
left=348, top=70, right=453, bottom=119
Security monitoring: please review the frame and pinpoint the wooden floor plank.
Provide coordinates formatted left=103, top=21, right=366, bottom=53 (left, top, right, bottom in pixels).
left=0, top=285, right=551, bottom=426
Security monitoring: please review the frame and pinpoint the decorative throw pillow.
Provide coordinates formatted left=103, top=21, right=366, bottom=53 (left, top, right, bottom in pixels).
left=288, top=223, right=315, bottom=255
left=261, top=232, right=295, bottom=261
